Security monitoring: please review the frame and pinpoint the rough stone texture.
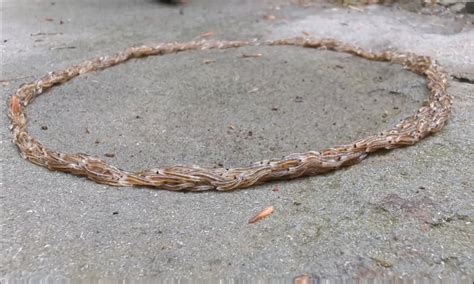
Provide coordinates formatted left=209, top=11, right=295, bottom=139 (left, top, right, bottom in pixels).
left=1, top=0, right=473, bottom=280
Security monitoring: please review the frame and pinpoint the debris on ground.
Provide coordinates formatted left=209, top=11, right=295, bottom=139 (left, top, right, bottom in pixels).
left=249, top=206, right=274, bottom=224
left=370, top=256, right=394, bottom=268
left=295, top=96, right=304, bottom=103
left=199, top=31, right=215, bottom=38
left=241, top=53, right=263, bottom=58
left=248, top=87, right=259, bottom=93
left=263, top=14, right=277, bottom=20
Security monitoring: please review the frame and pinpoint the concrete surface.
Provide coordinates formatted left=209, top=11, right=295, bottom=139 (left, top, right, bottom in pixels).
left=1, top=0, right=473, bottom=280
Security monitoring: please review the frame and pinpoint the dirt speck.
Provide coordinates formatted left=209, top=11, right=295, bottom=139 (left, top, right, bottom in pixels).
left=295, top=96, right=304, bottom=103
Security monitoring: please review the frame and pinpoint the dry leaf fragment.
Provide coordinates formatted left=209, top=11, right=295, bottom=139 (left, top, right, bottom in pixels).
left=248, top=206, right=274, bottom=224
left=203, top=59, right=216, bottom=64
left=228, top=124, right=236, bottom=130
left=302, top=31, right=311, bottom=36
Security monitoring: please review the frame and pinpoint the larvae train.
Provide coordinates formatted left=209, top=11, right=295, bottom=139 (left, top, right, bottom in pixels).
left=8, top=37, right=452, bottom=191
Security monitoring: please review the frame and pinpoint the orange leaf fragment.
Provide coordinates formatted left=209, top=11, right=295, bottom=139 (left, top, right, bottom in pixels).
left=248, top=206, right=274, bottom=224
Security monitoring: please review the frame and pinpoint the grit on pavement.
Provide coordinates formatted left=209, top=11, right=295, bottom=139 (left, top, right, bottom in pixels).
left=1, top=0, right=473, bottom=279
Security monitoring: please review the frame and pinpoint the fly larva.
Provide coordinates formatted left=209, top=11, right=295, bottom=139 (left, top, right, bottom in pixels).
left=248, top=206, right=274, bottom=224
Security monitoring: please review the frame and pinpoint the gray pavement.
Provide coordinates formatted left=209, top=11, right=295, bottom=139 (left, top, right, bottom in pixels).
left=1, top=0, right=473, bottom=279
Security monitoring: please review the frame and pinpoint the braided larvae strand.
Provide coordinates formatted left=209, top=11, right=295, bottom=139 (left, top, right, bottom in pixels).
left=8, top=38, right=452, bottom=191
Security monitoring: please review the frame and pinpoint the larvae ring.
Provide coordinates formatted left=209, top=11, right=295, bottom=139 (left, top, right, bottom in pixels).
left=8, top=37, right=452, bottom=191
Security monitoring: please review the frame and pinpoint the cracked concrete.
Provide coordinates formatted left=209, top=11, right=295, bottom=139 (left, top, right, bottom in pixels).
left=1, top=0, right=473, bottom=280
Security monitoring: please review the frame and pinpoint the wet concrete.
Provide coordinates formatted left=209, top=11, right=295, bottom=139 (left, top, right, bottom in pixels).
left=1, top=0, right=473, bottom=279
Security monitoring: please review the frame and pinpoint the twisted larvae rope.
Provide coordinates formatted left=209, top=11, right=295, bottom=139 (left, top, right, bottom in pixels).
left=8, top=37, right=452, bottom=191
